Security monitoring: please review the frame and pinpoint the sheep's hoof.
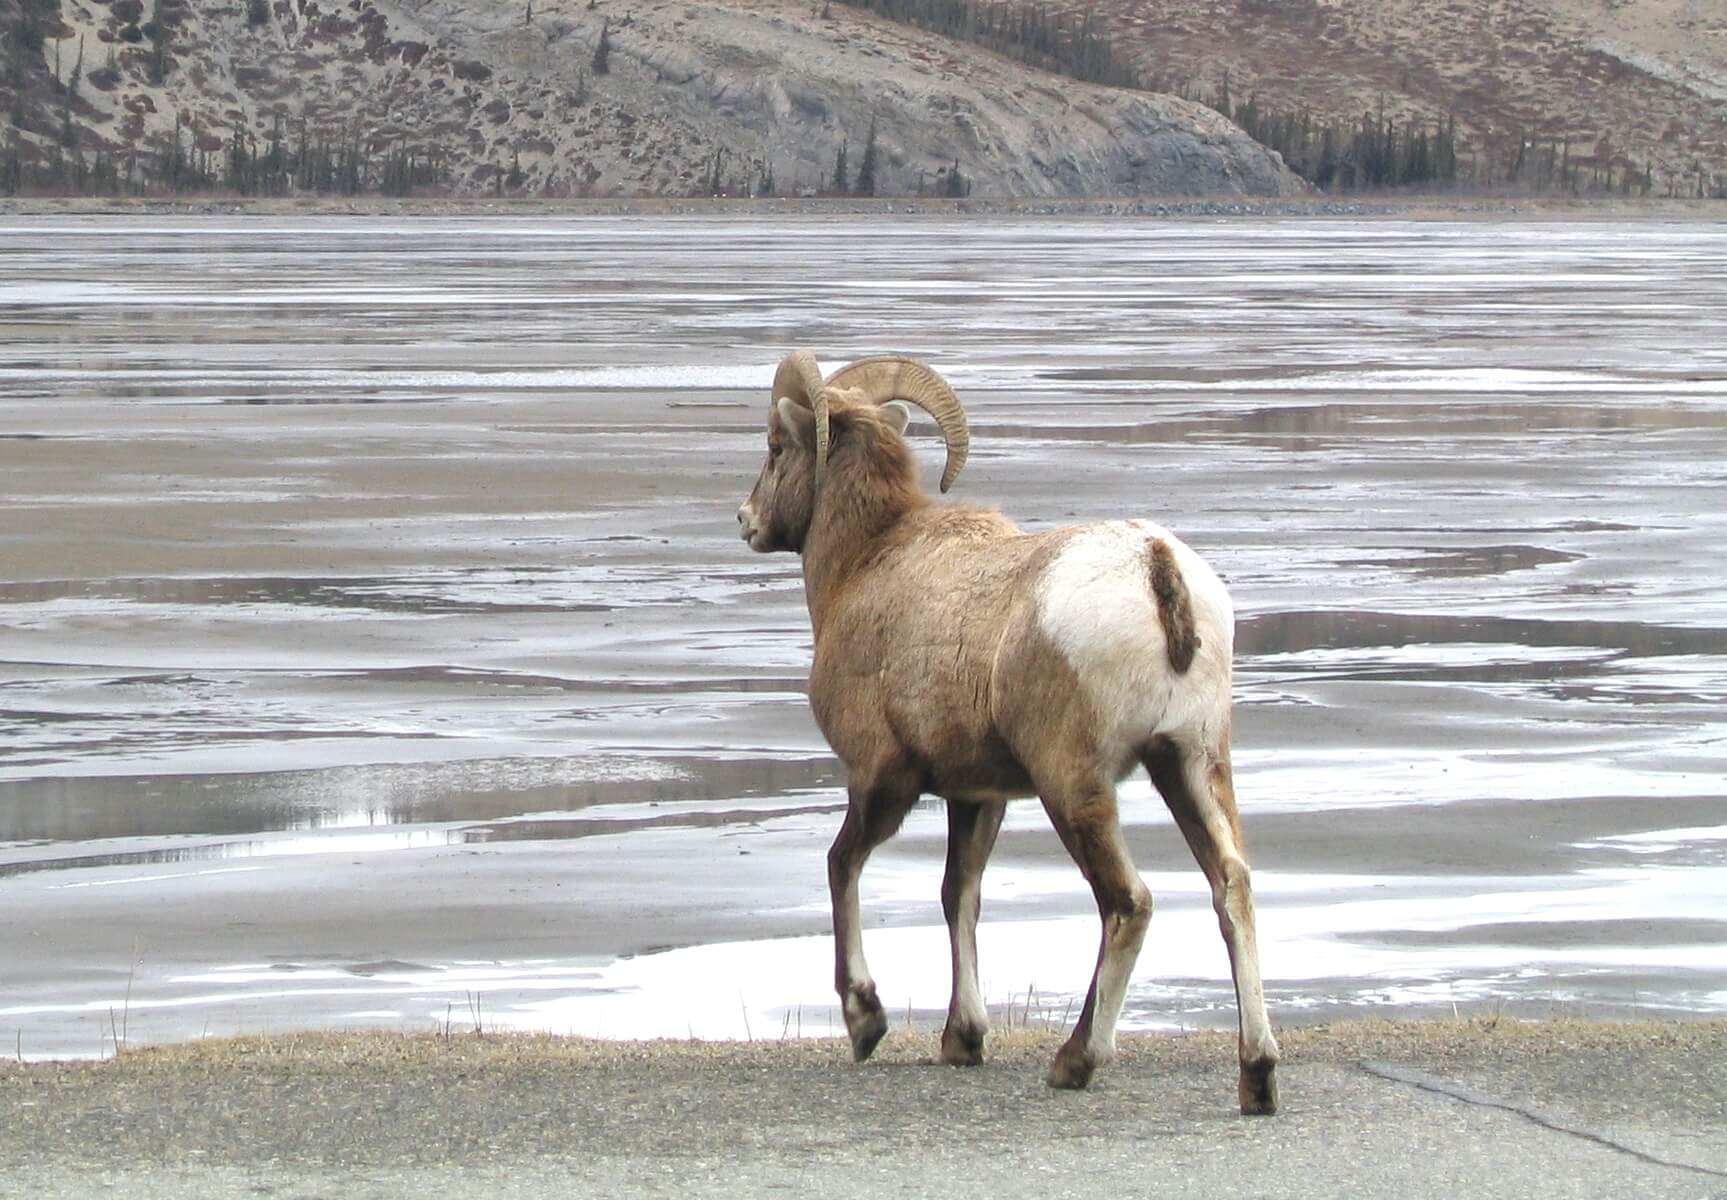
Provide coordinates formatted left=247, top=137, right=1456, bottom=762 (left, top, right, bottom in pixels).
left=939, top=1022, right=986, bottom=1067
left=1239, top=1060, right=1279, bottom=1116
left=844, top=988, right=888, bottom=1063
left=849, top=1012, right=888, bottom=1063
left=1044, top=1044, right=1097, bottom=1090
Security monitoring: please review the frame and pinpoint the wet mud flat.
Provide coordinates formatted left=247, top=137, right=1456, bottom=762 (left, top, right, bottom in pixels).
left=0, top=214, right=1724, bottom=1060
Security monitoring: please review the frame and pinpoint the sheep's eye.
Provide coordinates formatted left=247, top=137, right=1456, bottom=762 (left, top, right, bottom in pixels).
left=768, top=442, right=782, bottom=461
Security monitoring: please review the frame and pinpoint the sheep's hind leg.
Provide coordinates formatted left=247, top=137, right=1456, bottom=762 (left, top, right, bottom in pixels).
left=1144, top=738, right=1280, bottom=1115
left=940, top=799, right=1005, bottom=1066
left=1036, top=776, right=1152, bottom=1090
left=828, top=772, right=917, bottom=1063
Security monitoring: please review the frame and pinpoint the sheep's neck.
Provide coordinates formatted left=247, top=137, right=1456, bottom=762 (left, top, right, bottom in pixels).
left=801, top=473, right=928, bottom=637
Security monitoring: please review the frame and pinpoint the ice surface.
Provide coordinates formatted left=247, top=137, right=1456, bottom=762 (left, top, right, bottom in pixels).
left=1, top=215, right=1723, bottom=1058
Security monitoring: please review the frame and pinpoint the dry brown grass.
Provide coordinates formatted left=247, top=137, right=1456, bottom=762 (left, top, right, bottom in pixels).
left=6, top=1015, right=1722, bottom=1079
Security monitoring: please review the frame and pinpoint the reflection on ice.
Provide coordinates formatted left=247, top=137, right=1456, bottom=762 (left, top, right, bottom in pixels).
left=514, top=861, right=1727, bottom=1042
left=1581, top=826, right=1727, bottom=853
left=7, top=856, right=1723, bottom=1057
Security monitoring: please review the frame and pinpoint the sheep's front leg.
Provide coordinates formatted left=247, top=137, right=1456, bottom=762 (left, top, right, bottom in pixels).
left=828, top=773, right=918, bottom=1063
left=940, top=799, right=1005, bottom=1066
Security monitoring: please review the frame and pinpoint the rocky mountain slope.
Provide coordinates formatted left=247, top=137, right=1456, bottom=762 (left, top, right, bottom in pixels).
left=1072, top=0, right=1725, bottom=193
left=3, top=0, right=1304, bottom=197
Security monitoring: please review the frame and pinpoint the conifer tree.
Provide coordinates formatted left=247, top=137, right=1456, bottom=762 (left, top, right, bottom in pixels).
left=856, top=115, right=878, bottom=196
left=943, top=157, right=967, bottom=197
left=592, top=19, right=611, bottom=75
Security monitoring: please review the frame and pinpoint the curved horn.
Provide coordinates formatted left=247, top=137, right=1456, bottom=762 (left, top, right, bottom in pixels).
left=771, top=351, right=824, bottom=406
left=814, top=387, right=832, bottom=490
left=823, top=356, right=969, bottom=492
left=772, top=351, right=836, bottom=489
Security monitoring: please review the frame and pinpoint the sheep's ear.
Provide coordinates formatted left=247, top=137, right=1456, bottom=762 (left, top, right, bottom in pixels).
left=775, top=396, right=816, bottom=449
left=878, top=402, right=911, bottom=436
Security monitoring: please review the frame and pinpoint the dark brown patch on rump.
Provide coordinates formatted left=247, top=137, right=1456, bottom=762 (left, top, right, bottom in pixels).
left=1147, top=539, right=1200, bottom=674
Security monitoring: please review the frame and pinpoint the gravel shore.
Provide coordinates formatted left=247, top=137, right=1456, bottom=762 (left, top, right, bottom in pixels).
left=3, top=192, right=1723, bottom=220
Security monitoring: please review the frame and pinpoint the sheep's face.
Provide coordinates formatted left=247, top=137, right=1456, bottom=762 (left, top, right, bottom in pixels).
left=738, top=398, right=818, bottom=553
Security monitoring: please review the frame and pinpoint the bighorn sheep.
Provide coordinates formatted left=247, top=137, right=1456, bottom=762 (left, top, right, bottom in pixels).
left=736, top=351, right=1279, bottom=1113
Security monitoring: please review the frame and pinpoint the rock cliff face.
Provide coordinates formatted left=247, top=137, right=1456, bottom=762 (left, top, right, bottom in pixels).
left=12, top=0, right=1305, bottom=197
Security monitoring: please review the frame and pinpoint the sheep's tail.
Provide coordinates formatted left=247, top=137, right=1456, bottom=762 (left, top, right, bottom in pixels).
left=1148, top=538, right=1200, bottom=674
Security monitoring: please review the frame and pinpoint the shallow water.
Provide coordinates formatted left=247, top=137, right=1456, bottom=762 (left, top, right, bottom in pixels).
left=0, top=215, right=1724, bottom=1058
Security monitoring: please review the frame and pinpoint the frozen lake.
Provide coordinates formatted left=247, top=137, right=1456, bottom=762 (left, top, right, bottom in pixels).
left=0, top=214, right=1724, bottom=1058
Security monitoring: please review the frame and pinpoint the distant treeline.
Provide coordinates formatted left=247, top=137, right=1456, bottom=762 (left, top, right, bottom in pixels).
left=835, top=0, right=1139, bottom=88
left=1195, top=83, right=1458, bottom=191
left=1199, top=80, right=1678, bottom=196
left=5, top=111, right=451, bottom=197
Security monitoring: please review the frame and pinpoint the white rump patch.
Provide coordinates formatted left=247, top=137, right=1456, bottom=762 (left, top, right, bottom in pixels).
left=1033, top=522, right=1232, bottom=749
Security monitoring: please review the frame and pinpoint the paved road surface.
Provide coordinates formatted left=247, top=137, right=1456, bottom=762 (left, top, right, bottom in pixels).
left=2, top=1021, right=1723, bottom=1198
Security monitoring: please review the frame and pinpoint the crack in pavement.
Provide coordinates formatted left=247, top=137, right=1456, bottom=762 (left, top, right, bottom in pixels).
left=1359, top=1060, right=1727, bottom=1181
